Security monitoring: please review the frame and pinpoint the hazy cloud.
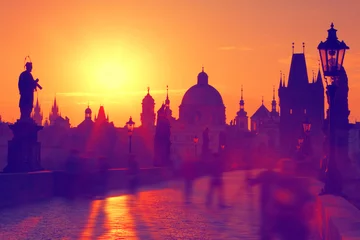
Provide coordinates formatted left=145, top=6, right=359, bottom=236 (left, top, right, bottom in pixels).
left=218, top=46, right=253, bottom=51
left=57, top=89, right=188, bottom=98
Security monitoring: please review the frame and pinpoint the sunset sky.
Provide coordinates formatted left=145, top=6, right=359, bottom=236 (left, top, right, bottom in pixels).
left=1, top=0, right=360, bottom=126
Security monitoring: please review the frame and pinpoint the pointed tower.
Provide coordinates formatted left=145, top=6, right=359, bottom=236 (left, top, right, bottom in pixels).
left=164, top=85, right=173, bottom=119
left=278, top=44, right=324, bottom=157
left=141, top=87, right=156, bottom=128
left=49, top=97, right=60, bottom=125
left=235, top=85, right=248, bottom=131
left=32, top=97, right=43, bottom=125
left=95, top=105, right=107, bottom=123
left=271, top=86, right=279, bottom=117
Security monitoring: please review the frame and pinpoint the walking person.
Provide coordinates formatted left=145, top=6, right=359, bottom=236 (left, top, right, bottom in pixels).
left=65, top=149, right=80, bottom=199
left=128, top=155, right=139, bottom=196
left=206, top=153, right=227, bottom=208
left=182, top=157, right=196, bottom=204
left=247, top=161, right=280, bottom=240
left=247, top=159, right=315, bottom=240
left=95, top=156, right=109, bottom=199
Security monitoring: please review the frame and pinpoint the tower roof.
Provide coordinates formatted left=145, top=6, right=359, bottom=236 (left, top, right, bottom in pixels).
left=251, top=102, right=270, bottom=120
left=96, top=106, right=106, bottom=122
left=142, top=87, right=155, bottom=104
left=287, top=53, right=309, bottom=89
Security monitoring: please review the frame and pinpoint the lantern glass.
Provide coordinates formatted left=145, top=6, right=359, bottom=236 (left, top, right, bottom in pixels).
left=126, top=117, right=135, bottom=134
left=303, top=121, right=311, bottom=133
left=193, top=136, right=199, bottom=144
left=337, top=48, right=346, bottom=70
left=319, top=48, right=328, bottom=74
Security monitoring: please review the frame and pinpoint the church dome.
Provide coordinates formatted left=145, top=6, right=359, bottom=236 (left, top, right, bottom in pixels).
left=181, top=69, right=224, bottom=106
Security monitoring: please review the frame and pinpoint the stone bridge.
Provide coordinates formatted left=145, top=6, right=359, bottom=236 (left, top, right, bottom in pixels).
left=0, top=170, right=359, bottom=239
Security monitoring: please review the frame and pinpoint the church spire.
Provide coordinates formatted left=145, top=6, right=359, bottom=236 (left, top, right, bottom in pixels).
left=165, top=85, right=170, bottom=107
left=32, top=95, right=43, bottom=125
left=302, top=42, right=305, bottom=54
left=271, top=85, right=277, bottom=112
left=236, top=85, right=247, bottom=118
left=279, top=71, right=283, bottom=88
left=240, top=85, right=245, bottom=110
left=282, top=74, right=286, bottom=87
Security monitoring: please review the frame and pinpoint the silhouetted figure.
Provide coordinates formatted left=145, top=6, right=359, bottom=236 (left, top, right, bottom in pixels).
left=18, top=59, right=42, bottom=120
left=3, top=57, right=43, bottom=173
left=65, top=149, right=81, bottom=199
left=248, top=159, right=314, bottom=240
left=128, top=155, right=139, bottom=196
left=182, top=158, right=196, bottom=204
left=247, top=164, right=280, bottom=240
left=206, top=153, right=226, bottom=208
left=95, top=156, right=109, bottom=199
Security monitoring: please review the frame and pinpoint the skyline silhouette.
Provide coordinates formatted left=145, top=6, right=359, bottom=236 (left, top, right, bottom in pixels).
left=1, top=1, right=360, bottom=125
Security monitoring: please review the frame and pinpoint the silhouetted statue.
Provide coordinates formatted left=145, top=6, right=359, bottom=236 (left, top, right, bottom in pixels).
left=18, top=57, right=42, bottom=120
left=3, top=57, right=44, bottom=173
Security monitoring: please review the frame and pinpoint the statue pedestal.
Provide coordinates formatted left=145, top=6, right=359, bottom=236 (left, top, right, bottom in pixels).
left=3, top=118, right=43, bottom=173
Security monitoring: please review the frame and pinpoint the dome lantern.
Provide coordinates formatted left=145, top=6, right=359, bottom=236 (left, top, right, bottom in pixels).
left=197, top=67, right=208, bottom=85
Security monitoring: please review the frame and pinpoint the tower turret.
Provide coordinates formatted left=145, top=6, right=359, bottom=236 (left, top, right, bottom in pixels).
left=235, top=85, right=248, bottom=131
left=85, top=104, right=92, bottom=120
left=164, top=85, right=173, bottom=119
left=141, top=87, right=156, bottom=128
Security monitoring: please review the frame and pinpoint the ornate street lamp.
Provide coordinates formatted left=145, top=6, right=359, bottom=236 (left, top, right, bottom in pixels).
left=318, top=23, right=349, bottom=196
left=318, top=23, right=349, bottom=78
left=193, top=135, right=199, bottom=156
left=126, top=116, right=135, bottom=154
left=298, top=137, right=304, bottom=146
left=303, top=118, right=311, bottom=135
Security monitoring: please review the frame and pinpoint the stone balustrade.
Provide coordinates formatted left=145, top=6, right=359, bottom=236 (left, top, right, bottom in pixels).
left=309, top=178, right=360, bottom=240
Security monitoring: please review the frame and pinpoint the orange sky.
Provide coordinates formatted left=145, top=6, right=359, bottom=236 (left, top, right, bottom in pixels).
left=1, top=0, right=360, bottom=126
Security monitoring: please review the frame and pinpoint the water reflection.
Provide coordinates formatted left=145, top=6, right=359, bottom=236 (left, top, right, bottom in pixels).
left=80, top=200, right=102, bottom=239
left=99, top=195, right=136, bottom=239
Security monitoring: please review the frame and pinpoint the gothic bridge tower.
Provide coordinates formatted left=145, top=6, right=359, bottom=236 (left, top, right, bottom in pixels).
left=278, top=43, right=324, bottom=157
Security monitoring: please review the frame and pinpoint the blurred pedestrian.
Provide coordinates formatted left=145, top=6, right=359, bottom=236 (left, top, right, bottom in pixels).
left=206, top=153, right=227, bottom=208
left=128, top=155, right=139, bottom=196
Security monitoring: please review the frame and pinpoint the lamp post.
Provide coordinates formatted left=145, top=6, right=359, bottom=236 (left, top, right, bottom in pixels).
left=318, top=23, right=349, bottom=196
left=126, top=116, right=135, bottom=154
left=303, top=118, right=312, bottom=135
left=298, top=137, right=304, bottom=146
left=193, top=135, right=199, bottom=156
